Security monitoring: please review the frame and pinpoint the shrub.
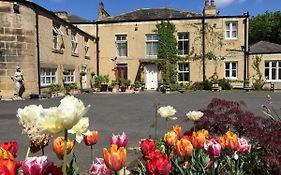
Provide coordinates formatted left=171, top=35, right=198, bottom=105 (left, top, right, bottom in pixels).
left=194, top=98, right=281, bottom=174
left=49, top=84, right=62, bottom=92
left=203, top=80, right=212, bottom=90
left=64, top=83, right=78, bottom=91
left=218, top=78, right=232, bottom=90
left=192, top=82, right=204, bottom=90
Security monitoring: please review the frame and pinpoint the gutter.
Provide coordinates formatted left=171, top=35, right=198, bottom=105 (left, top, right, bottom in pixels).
left=202, top=9, right=206, bottom=81
left=243, top=12, right=250, bottom=87
left=35, top=8, right=41, bottom=95
left=96, top=23, right=100, bottom=76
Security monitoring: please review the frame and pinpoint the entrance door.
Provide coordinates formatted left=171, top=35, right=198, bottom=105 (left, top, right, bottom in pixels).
left=146, top=64, right=158, bottom=90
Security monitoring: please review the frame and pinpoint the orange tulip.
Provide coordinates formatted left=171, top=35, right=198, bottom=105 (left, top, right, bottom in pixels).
left=164, top=131, right=178, bottom=147
left=52, top=136, right=74, bottom=160
left=103, top=144, right=126, bottom=172
left=0, top=148, right=14, bottom=160
left=191, top=129, right=208, bottom=149
left=175, top=138, right=193, bottom=158
left=173, top=125, right=182, bottom=137
left=224, top=131, right=239, bottom=150
left=84, top=131, right=98, bottom=146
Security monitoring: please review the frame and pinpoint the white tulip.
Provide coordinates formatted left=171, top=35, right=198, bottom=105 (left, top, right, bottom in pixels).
left=157, top=106, right=177, bottom=120
left=17, top=105, right=43, bottom=125
left=186, top=111, right=204, bottom=121
left=69, top=117, right=91, bottom=143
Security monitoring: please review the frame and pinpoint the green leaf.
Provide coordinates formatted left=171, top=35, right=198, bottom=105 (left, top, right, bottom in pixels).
left=67, top=153, right=79, bottom=175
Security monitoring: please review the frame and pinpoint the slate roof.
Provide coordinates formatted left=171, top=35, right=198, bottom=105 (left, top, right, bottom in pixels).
left=68, top=14, right=91, bottom=23
left=98, top=8, right=201, bottom=22
left=250, top=41, right=281, bottom=54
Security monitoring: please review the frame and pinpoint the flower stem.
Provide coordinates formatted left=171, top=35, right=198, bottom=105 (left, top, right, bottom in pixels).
left=25, top=144, right=30, bottom=160
left=41, top=148, right=45, bottom=156
left=63, top=129, right=68, bottom=175
left=90, top=145, right=93, bottom=164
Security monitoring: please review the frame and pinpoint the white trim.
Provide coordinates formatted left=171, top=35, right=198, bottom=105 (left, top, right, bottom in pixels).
left=115, top=34, right=128, bottom=57
left=225, top=21, right=238, bottom=40
left=40, top=68, right=57, bottom=86
left=224, top=61, right=238, bottom=79
left=145, top=34, right=158, bottom=56
left=177, top=62, right=190, bottom=83
left=177, top=32, right=189, bottom=56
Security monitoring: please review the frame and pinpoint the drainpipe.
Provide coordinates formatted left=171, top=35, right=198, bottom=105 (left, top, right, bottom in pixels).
left=96, top=23, right=100, bottom=76
left=202, top=9, right=206, bottom=81
left=35, top=8, right=41, bottom=95
left=243, top=11, right=249, bottom=88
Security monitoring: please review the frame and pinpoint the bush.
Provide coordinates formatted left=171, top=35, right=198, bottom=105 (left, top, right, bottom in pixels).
left=49, top=84, right=62, bottom=92
left=64, top=83, right=78, bottom=91
left=192, top=82, right=204, bottom=90
left=218, top=78, right=232, bottom=90
left=203, top=80, right=212, bottom=90
left=170, top=83, right=179, bottom=91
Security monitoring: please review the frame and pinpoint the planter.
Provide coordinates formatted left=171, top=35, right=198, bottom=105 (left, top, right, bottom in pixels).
left=108, top=86, right=113, bottom=92
left=29, top=94, right=39, bottom=99
left=178, top=87, right=185, bottom=93
left=100, top=84, right=108, bottom=92
left=120, top=86, right=127, bottom=92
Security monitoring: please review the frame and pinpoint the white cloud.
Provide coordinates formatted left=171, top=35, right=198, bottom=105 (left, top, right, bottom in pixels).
left=215, top=0, right=246, bottom=8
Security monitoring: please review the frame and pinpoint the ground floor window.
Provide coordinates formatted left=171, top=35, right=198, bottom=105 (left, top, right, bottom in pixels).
left=40, top=68, right=56, bottom=86
left=225, top=62, right=237, bottom=79
left=64, top=69, right=75, bottom=84
left=265, top=61, right=281, bottom=81
left=115, top=64, right=128, bottom=80
left=177, top=62, right=190, bottom=82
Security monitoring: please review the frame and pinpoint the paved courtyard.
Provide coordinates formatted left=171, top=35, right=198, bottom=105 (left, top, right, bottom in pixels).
left=0, top=91, right=281, bottom=171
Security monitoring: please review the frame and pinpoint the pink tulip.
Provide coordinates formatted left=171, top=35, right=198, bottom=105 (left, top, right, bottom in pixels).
left=234, top=137, right=251, bottom=160
left=110, top=132, right=128, bottom=147
left=22, top=156, right=52, bottom=175
left=90, top=158, right=112, bottom=175
left=204, top=139, right=221, bottom=158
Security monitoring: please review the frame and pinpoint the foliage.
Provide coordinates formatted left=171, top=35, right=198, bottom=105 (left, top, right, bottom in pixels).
left=251, top=55, right=265, bottom=90
left=262, top=95, right=281, bottom=128
left=94, top=75, right=109, bottom=87
left=249, top=11, right=281, bottom=45
left=218, top=78, right=232, bottom=90
left=134, top=80, right=142, bottom=88
left=155, top=21, right=178, bottom=85
left=50, top=84, right=63, bottom=92
left=195, top=98, right=281, bottom=174
left=203, top=80, right=212, bottom=90
left=192, top=82, right=204, bottom=90
left=118, top=78, right=131, bottom=87
left=64, top=83, right=78, bottom=91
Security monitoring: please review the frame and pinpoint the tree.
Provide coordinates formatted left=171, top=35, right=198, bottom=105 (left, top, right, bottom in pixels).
left=155, top=21, right=178, bottom=85
left=249, top=11, right=281, bottom=45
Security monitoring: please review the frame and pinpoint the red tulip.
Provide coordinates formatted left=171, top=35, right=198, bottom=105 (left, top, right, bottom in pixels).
left=84, top=130, right=98, bottom=146
left=234, top=137, right=251, bottom=160
left=0, top=159, right=17, bottom=175
left=204, top=139, right=221, bottom=158
left=0, top=141, right=18, bottom=158
left=110, top=132, right=128, bottom=148
left=145, top=150, right=171, bottom=175
left=140, top=139, right=156, bottom=156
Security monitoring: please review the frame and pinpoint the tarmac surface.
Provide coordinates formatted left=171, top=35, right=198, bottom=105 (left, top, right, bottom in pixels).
left=0, top=91, right=281, bottom=172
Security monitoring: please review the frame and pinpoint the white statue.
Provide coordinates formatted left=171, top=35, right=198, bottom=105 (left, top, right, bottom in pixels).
left=11, top=65, right=25, bottom=100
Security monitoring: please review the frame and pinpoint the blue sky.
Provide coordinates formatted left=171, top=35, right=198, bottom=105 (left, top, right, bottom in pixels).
left=32, top=0, right=281, bottom=21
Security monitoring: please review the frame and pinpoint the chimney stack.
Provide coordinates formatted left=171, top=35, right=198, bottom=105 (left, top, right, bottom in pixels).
left=54, top=11, right=69, bottom=22
left=204, top=0, right=217, bottom=16
left=98, top=2, right=109, bottom=20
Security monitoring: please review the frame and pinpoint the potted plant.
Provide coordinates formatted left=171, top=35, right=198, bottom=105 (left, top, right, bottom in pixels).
left=178, top=83, right=185, bottom=93
left=119, top=78, right=131, bottom=92
left=100, top=75, right=109, bottom=92
left=94, top=75, right=103, bottom=91
left=133, top=80, right=142, bottom=91
left=49, top=84, right=64, bottom=97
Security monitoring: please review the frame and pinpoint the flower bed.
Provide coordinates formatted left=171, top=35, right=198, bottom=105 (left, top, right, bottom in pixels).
left=0, top=96, right=280, bottom=174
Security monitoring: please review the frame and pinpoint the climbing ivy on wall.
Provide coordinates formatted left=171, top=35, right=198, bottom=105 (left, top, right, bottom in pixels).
left=155, top=21, right=178, bottom=85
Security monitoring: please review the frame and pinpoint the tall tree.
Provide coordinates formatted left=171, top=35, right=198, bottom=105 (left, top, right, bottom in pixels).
left=155, top=21, right=178, bottom=85
left=249, top=11, right=281, bottom=45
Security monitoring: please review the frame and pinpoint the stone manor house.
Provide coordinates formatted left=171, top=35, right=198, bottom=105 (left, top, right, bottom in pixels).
left=0, top=0, right=280, bottom=99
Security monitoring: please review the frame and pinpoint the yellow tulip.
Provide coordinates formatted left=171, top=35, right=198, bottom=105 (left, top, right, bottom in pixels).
left=164, top=131, right=178, bottom=147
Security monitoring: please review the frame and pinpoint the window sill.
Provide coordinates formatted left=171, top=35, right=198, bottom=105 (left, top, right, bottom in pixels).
left=52, top=49, right=64, bottom=54
left=117, top=56, right=128, bottom=59
left=225, top=38, right=238, bottom=41
left=225, top=77, right=238, bottom=80
left=71, top=53, right=79, bottom=57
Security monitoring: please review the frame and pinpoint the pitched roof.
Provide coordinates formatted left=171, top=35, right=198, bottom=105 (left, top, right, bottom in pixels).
left=68, top=14, right=91, bottom=23
left=250, top=41, right=281, bottom=54
left=98, top=8, right=201, bottom=22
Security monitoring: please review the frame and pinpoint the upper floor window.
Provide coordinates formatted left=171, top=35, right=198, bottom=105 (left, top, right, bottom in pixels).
left=178, top=62, right=190, bottom=82
left=52, top=25, right=64, bottom=50
left=225, top=62, right=237, bottom=79
left=71, top=32, right=78, bottom=54
left=64, top=69, right=75, bottom=84
left=40, top=68, right=56, bottom=86
left=178, top=32, right=189, bottom=56
left=265, top=61, right=281, bottom=81
left=115, top=35, right=127, bottom=57
left=146, top=34, right=158, bottom=56
left=84, top=37, right=90, bottom=57
left=225, top=21, right=238, bottom=39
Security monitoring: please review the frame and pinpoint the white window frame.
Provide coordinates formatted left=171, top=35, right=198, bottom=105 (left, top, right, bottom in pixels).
left=177, top=62, right=190, bottom=83
left=64, top=69, right=75, bottom=84
left=225, top=62, right=238, bottom=79
left=146, top=34, right=158, bottom=56
left=40, top=68, right=56, bottom=86
left=115, top=35, right=127, bottom=57
left=225, top=21, right=238, bottom=40
left=265, top=61, right=281, bottom=82
left=52, top=25, right=64, bottom=50
left=84, top=37, right=90, bottom=57
left=71, top=32, right=78, bottom=54
left=177, top=32, right=189, bottom=56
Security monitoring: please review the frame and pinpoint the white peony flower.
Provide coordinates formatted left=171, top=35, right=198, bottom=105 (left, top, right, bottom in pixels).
left=57, top=95, right=90, bottom=130
left=157, top=106, right=177, bottom=120
left=68, top=117, right=91, bottom=143
left=186, top=111, right=204, bottom=121
left=17, top=105, right=44, bottom=125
